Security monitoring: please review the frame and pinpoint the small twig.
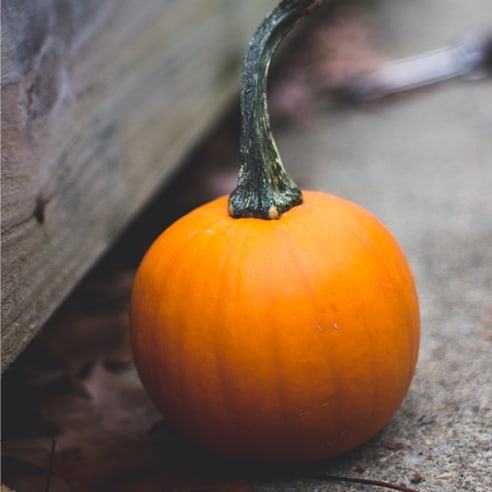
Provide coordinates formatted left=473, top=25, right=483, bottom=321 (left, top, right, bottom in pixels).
left=44, top=439, right=57, bottom=492
left=310, top=472, right=422, bottom=492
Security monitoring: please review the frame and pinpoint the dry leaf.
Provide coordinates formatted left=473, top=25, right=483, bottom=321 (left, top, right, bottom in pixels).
left=3, top=362, right=254, bottom=492
left=380, top=440, right=405, bottom=451
left=3, top=363, right=164, bottom=490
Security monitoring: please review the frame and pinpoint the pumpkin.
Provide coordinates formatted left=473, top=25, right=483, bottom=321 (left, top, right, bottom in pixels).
left=131, top=0, right=419, bottom=464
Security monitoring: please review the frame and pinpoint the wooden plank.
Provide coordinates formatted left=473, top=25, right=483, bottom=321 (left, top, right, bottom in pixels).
left=1, top=0, right=277, bottom=371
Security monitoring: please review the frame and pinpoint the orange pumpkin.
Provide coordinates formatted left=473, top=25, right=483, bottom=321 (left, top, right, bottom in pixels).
left=131, top=0, right=419, bottom=464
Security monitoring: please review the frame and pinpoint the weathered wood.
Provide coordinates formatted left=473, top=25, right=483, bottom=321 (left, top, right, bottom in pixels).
left=1, top=0, right=277, bottom=371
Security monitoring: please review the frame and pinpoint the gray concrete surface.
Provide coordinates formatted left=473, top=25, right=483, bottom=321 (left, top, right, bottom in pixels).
left=254, top=1, right=492, bottom=490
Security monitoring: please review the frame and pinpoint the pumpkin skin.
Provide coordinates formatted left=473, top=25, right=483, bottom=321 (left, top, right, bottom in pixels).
left=131, top=190, right=420, bottom=464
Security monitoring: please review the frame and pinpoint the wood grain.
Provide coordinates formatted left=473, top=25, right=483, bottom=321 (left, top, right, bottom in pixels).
left=1, top=0, right=276, bottom=371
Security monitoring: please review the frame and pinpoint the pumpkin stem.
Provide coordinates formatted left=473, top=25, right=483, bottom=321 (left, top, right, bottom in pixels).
left=228, top=0, right=321, bottom=219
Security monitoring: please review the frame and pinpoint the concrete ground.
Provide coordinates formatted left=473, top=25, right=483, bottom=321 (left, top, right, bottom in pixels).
left=253, top=0, right=491, bottom=490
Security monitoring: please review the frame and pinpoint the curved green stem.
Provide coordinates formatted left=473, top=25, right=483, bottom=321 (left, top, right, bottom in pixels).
left=228, top=0, right=321, bottom=220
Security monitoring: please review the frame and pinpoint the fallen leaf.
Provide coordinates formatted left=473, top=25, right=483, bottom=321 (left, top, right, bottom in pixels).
left=269, top=3, right=385, bottom=123
left=410, top=471, right=424, bottom=484
left=380, top=440, right=405, bottom=451
left=3, top=362, right=255, bottom=492
left=3, top=363, right=167, bottom=490
left=1, top=455, right=71, bottom=492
